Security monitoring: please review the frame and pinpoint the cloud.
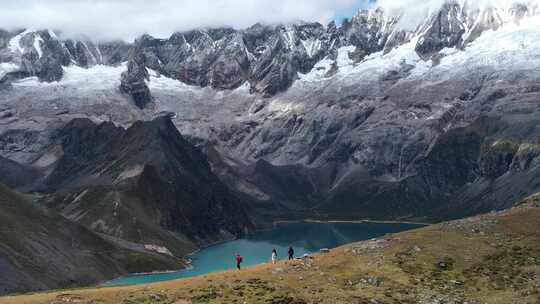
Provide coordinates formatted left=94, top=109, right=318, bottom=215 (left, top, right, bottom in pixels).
left=0, top=0, right=359, bottom=41
left=4, top=0, right=537, bottom=41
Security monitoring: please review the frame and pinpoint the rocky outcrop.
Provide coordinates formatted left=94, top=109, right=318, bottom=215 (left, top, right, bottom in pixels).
left=42, top=116, right=254, bottom=251
left=462, top=7, right=504, bottom=45
left=63, top=39, right=100, bottom=67
left=16, top=30, right=70, bottom=82
left=479, top=140, right=519, bottom=179
left=120, top=41, right=152, bottom=109
left=341, top=8, right=398, bottom=60
left=415, top=3, right=466, bottom=57
left=0, top=29, right=130, bottom=87
left=209, top=32, right=251, bottom=89
left=96, top=40, right=131, bottom=65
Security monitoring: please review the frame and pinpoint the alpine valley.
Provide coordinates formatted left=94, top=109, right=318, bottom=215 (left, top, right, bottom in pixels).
left=1, top=0, right=540, bottom=297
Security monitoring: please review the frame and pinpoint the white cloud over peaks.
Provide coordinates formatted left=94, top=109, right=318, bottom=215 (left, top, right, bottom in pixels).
left=0, top=0, right=358, bottom=41
left=370, top=0, right=540, bottom=29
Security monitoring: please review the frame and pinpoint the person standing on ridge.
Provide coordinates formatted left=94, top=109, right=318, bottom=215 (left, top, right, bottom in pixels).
left=235, top=253, right=243, bottom=270
left=288, top=246, right=294, bottom=260
left=271, top=248, right=278, bottom=264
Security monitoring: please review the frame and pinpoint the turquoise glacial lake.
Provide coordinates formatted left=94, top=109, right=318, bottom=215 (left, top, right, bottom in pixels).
left=105, top=221, right=423, bottom=286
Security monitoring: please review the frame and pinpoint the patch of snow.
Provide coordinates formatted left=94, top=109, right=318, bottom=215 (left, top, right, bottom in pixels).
left=0, top=62, right=19, bottom=79
left=419, top=14, right=540, bottom=80
left=9, top=29, right=33, bottom=54
left=245, top=47, right=256, bottom=61
left=72, top=189, right=89, bottom=204
left=48, top=30, right=58, bottom=39
left=95, top=45, right=104, bottom=64
left=33, top=34, right=44, bottom=58
left=426, top=103, right=453, bottom=120
left=301, top=38, right=322, bottom=57
left=294, top=13, right=540, bottom=88
left=282, top=26, right=296, bottom=50
left=297, top=46, right=358, bottom=83
left=148, top=68, right=252, bottom=108
left=233, top=82, right=251, bottom=94
left=335, top=39, right=425, bottom=82
left=439, top=47, right=459, bottom=56
left=115, top=165, right=144, bottom=182
left=267, top=98, right=304, bottom=116
left=33, top=146, right=62, bottom=168
left=144, top=244, right=173, bottom=256
left=336, top=46, right=356, bottom=69
left=12, top=63, right=126, bottom=90
left=81, top=42, right=98, bottom=64
left=298, top=57, right=333, bottom=82
left=147, top=68, right=201, bottom=92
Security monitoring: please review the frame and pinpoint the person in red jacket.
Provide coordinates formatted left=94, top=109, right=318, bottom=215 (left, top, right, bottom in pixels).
left=235, top=253, right=243, bottom=270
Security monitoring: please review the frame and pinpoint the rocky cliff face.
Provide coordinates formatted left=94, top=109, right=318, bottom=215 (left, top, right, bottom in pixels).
left=120, top=41, right=152, bottom=108
left=38, top=116, right=254, bottom=253
left=0, top=29, right=128, bottom=84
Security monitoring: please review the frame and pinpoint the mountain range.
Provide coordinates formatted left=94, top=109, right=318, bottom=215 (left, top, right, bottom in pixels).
left=1, top=0, right=540, bottom=294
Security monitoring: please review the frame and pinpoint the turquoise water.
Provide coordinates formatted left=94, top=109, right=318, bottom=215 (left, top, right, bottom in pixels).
left=105, top=221, right=423, bottom=286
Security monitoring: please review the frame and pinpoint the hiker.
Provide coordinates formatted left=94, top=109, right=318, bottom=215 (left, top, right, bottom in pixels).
left=235, top=253, right=243, bottom=270
left=271, top=248, right=278, bottom=264
left=288, top=246, right=294, bottom=260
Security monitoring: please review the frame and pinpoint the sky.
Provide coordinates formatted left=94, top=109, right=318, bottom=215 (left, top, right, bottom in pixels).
left=0, top=0, right=370, bottom=41
left=335, top=0, right=376, bottom=23
left=0, top=0, right=537, bottom=41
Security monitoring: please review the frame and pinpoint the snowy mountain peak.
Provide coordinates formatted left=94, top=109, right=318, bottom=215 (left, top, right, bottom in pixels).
left=7, top=29, right=49, bottom=58
left=1, top=2, right=540, bottom=103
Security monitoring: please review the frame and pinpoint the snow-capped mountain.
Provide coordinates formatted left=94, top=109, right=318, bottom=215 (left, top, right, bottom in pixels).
left=2, top=0, right=540, bottom=222
left=0, top=29, right=129, bottom=82
left=2, top=1, right=535, bottom=104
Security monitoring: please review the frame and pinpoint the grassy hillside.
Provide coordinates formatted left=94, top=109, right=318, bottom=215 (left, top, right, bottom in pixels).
left=0, top=183, right=183, bottom=295
left=2, top=193, right=540, bottom=303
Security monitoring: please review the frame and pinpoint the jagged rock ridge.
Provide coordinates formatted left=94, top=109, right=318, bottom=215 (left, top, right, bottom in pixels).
left=1, top=1, right=537, bottom=107
left=40, top=116, right=255, bottom=251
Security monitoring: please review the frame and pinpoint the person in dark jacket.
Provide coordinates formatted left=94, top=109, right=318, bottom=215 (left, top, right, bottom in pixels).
left=288, top=247, right=294, bottom=260
left=235, top=253, right=243, bottom=270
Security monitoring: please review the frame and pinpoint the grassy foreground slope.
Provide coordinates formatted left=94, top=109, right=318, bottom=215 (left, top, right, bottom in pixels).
left=0, top=183, right=183, bottom=295
left=2, top=194, right=540, bottom=304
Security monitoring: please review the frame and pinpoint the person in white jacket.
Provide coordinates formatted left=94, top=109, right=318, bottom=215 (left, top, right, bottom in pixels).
left=271, top=248, right=278, bottom=264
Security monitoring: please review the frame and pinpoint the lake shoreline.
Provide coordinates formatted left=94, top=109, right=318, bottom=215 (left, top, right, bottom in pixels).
left=101, top=237, right=238, bottom=286
left=103, top=220, right=426, bottom=287
left=272, top=218, right=431, bottom=226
